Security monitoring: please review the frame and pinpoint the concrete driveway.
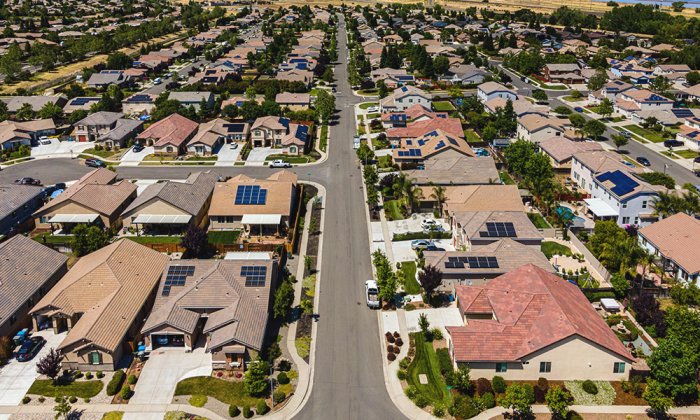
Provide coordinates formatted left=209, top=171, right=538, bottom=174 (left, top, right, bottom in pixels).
left=130, top=346, right=211, bottom=405
left=214, top=142, right=243, bottom=166
left=404, top=308, right=463, bottom=335
left=120, top=146, right=154, bottom=166
left=386, top=214, right=449, bottom=236
left=391, top=239, right=455, bottom=263
left=245, top=147, right=277, bottom=166
left=0, top=331, right=65, bottom=406
left=31, top=139, right=94, bottom=158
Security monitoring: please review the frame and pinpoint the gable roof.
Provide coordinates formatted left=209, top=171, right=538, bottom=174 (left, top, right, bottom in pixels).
left=209, top=171, right=297, bottom=217
left=393, top=129, right=474, bottom=161
left=137, top=113, right=198, bottom=148
left=638, top=213, right=700, bottom=275
left=403, top=156, right=499, bottom=185
left=0, top=235, right=67, bottom=327
left=122, top=171, right=219, bottom=217
left=0, top=184, right=44, bottom=220
left=442, top=185, right=524, bottom=213
left=448, top=264, right=634, bottom=363
left=30, top=239, right=168, bottom=353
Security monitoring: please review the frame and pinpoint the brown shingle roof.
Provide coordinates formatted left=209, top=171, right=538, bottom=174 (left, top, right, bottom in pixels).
left=31, top=239, right=168, bottom=353
left=638, top=213, right=700, bottom=275
left=440, top=185, right=524, bottom=213
left=122, top=171, right=219, bottom=217
left=209, top=171, right=297, bottom=217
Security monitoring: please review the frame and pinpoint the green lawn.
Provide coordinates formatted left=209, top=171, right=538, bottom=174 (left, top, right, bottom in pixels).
left=623, top=125, right=666, bottom=143
left=432, top=101, right=455, bottom=112
left=207, top=230, right=241, bottom=244
left=28, top=379, right=103, bottom=398
left=359, top=102, right=378, bottom=110
left=102, top=413, right=124, bottom=420
left=527, top=213, right=551, bottom=229
left=174, top=377, right=258, bottom=407
left=399, top=261, right=420, bottom=294
left=383, top=200, right=404, bottom=221
left=126, top=235, right=182, bottom=244
left=366, top=113, right=380, bottom=119
left=357, top=125, right=366, bottom=135
left=563, top=95, right=585, bottom=102
left=541, top=241, right=573, bottom=259
left=319, top=124, right=328, bottom=152
left=661, top=151, right=679, bottom=159
left=372, top=137, right=391, bottom=150
left=407, top=333, right=452, bottom=407
left=377, top=155, right=393, bottom=169
left=463, top=129, right=481, bottom=143
left=186, top=156, right=217, bottom=161
left=32, top=233, right=73, bottom=244
left=82, top=148, right=120, bottom=159
left=264, top=154, right=317, bottom=164
left=357, top=89, right=378, bottom=95
left=499, top=171, right=515, bottom=185
left=673, top=149, right=700, bottom=159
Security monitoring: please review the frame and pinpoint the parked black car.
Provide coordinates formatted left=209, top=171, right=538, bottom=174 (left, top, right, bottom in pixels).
left=16, top=336, right=46, bottom=362
left=14, top=177, right=41, bottom=185
left=636, top=156, right=651, bottom=167
left=664, top=139, right=684, bottom=148
left=85, top=158, right=106, bottom=168
left=132, top=143, right=145, bottom=153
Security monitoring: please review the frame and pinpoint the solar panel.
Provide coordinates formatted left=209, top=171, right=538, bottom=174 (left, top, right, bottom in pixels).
left=435, top=140, right=446, bottom=150
left=224, top=123, right=245, bottom=133
left=672, top=108, right=694, bottom=118
left=162, top=265, right=195, bottom=295
left=597, top=170, right=639, bottom=197
left=480, top=222, right=517, bottom=237
left=235, top=185, right=268, bottom=205
left=241, top=266, right=267, bottom=287
left=466, top=256, right=499, bottom=269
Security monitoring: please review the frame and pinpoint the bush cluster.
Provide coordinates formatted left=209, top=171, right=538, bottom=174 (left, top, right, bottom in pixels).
left=277, top=372, right=290, bottom=385
left=535, top=377, right=549, bottom=403
left=492, top=376, right=506, bottom=393
left=256, top=399, right=269, bottom=415
left=229, top=405, right=241, bottom=417
left=106, top=370, right=125, bottom=396
left=582, top=380, right=598, bottom=395
left=476, top=378, right=492, bottom=396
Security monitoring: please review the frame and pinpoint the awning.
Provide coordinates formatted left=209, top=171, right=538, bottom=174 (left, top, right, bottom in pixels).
left=601, top=298, right=621, bottom=311
left=48, top=214, right=99, bottom=224
left=241, top=214, right=282, bottom=225
left=132, top=214, right=192, bottom=224
left=584, top=198, right=619, bottom=217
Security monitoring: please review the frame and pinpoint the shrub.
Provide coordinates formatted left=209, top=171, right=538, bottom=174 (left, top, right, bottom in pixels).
left=523, top=383, right=535, bottom=403
left=399, top=357, right=411, bottom=369
left=127, top=374, right=137, bottom=385
left=120, top=384, right=131, bottom=400
left=106, top=370, right=125, bottom=396
left=476, top=378, right=492, bottom=396
left=393, top=331, right=400, bottom=338
left=492, top=375, right=506, bottom=393
left=229, top=405, right=241, bottom=417
left=397, top=369, right=407, bottom=380
left=85, top=372, right=93, bottom=380
left=189, top=395, right=207, bottom=407
left=405, top=385, right=418, bottom=400
left=273, top=390, right=286, bottom=404
left=450, top=395, right=481, bottom=418
left=387, top=352, right=396, bottom=361
left=395, top=338, right=403, bottom=346
left=277, top=359, right=291, bottom=371
left=535, top=377, right=549, bottom=403
left=414, top=394, right=429, bottom=408
left=277, top=371, right=290, bottom=385
left=404, top=303, right=416, bottom=311
left=431, top=328, right=443, bottom=341
left=242, top=405, right=253, bottom=418
left=84, top=398, right=90, bottom=403
left=38, top=397, right=45, bottom=403
left=22, top=396, right=30, bottom=404
left=256, top=399, right=269, bottom=415
left=386, top=345, right=394, bottom=354
left=387, top=334, right=395, bottom=343
left=68, top=396, right=77, bottom=404
left=385, top=332, right=392, bottom=340
left=73, top=371, right=83, bottom=379
left=433, top=405, right=445, bottom=417
left=436, top=348, right=453, bottom=376
left=582, top=380, right=598, bottom=395
left=480, top=392, right=496, bottom=408
left=96, top=371, right=104, bottom=379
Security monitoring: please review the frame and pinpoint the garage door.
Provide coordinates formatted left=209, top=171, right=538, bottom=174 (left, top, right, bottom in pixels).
left=152, top=334, right=185, bottom=349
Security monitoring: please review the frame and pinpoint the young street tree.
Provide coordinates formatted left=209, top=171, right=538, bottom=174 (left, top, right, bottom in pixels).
left=36, top=348, right=62, bottom=383
left=612, top=134, right=629, bottom=151
left=273, top=279, right=294, bottom=319
left=53, top=396, right=72, bottom=420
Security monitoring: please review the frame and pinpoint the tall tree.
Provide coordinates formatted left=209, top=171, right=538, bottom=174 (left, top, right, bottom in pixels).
left=418, top=265, right=443, bottom=299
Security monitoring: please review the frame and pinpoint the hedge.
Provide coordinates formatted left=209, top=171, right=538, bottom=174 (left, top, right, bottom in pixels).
left=435, top=348, right=452, bottom=376
left=393, top=231, right=452, bottom=241
left=106, top=370, right=125, bottom=396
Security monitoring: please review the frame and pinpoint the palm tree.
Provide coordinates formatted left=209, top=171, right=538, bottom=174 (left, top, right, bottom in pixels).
left=405, top=181, right=423, bottom=215
left=637, top=249, right=656, bottom=293
left=430, top=184, right=447, bottom=217
left=652, top=192, right=676, bottom=219
left=682, top=192, right=700, bottom=215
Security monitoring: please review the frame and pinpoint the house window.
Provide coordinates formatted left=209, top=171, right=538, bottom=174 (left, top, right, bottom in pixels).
left=496, top=363, right=508, bottom=373
left=642, top=201, right=647, bottom=209
left=622, top=217, right=630, bottom=224
left=613, top=362, right=625, bottom=373
left=539, top=362, right=552, bottom=373
left=622, top=202, right=627, bottom=209
left=89, top=351, right=102, bottom=365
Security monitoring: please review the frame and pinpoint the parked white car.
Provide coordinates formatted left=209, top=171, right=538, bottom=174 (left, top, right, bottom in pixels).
left=366, top=106, right=379, bottom=113
left=421, top=219, right=443, bottom=232
left=365, top=280, right=380, bottom=309
left=269, top=159, right=292, bottom=168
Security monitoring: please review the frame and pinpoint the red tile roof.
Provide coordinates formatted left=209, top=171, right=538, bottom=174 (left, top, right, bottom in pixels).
left=448, top=264, right=634, bottom=363
left=137, top=113, right=198, bottom=148
left=387, top=117, right=464, bottom=140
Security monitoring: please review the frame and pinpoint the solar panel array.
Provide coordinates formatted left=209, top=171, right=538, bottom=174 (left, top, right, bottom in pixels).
left=435, top=140, right=446, bottom=150
left=479, top=222, right=517, bottom=238
left=444, top=256, right=499, bottom=269
left=162, top=265, right=195, bottom=296
left=672, top=108, right=694, bottom=118
left=224, top=123, right=245, bottom=133
left=241, top=266, right=267, bottom=287
left=235, top=185, right=268, bottom=205
left=597, top=170, right=639, bottom=197
left=127, top=94, right=153, bottom=103
left=397, top=149, right=422, bottom=157
left=70, top=97, right=98, bottom=106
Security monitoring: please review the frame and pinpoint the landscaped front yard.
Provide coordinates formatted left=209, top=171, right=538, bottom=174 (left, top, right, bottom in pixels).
left=399, top=261, right=420, bottom=295
left=28, top=379, right=104, bottom=398
left=432, top=101, right=455, bottom=112
left=174, top=377, right=258, bottom=407
left=541, top=241, right=572, bottom=259
left=359, top=102, right=378, bottom=110
left=383, top=200, right=405, bottom=221
left=623, top=125, right=667, bottom=143
left=672, top=149, right=700, bottom=159
left=406, top=333, right=452, bottom=408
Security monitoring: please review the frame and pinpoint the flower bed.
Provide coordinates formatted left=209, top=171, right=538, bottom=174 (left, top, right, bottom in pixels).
left=565, top=380, right=615, bottom=405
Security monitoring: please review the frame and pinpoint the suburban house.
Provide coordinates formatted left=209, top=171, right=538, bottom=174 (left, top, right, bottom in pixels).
left=440, top=185, right=524, bottom=218
left=33, top=169, right=137, bottom=232
left=29, top=240, right=168, bottom=371
left=439, top=64, right=488, bottom=85
left=121, top=171, right=220, bottom=234
left=423, top=239, right=552, bottom=288
left=477, top=82, right=518, bottom=103
left=167, top=92, right=215, bottom=111
left=370, top=68, right=415, bottom=88
left=86, top=70, right=130, bottom=89
left=539, top=137, right=603, bottom=170
left=450, top=210, right=543, bottom=250
left=276, top=69, right=313, bottom=86
left=446, top=264, right=635, bottom=380
left=614, top=89, right=674, bottom=119
left=675, top=117, right=700, bottom=151
left=0, top=184, right=45, bottom=236
left=73, top=111, right=143, bottom=148
left=542, top=63, right=583, bottom=84
left=638, top=212, right=700, bottom=285
left=0, top=235, right=68, bottom=337
left=275, top=92, right=311, bottom=110
left=250, top=116, right=309, bottom=155
left=140, top=258, right=278, bottom=369
left=516, top=115, right=571, bottom=144
left=588, top=80, right=634, bottom=104
left=385, top=116, right=464, bottom=146
left=122, top=93, right=158, bottom=115
left=380, top=85, right=432, bottom=113
left=137, top=113, right=199, bottom=156
left=402, top=155, right=499, bottom=186
left=584, top=169, right=660, bottom=227
left=0, top=119, right=56, bottom=150
left=484, top=98, right=548, bottom=118
left=63, top=97, right=101, bottom=113
left=186, top=119, right=249, bottom=156
left=571, top=150, right=641, bottom=194
left=391, top=129, right=475, bottom=169
left=381, top=104, right=448, bottom=129
left=1, top=95, right=67, bottom=114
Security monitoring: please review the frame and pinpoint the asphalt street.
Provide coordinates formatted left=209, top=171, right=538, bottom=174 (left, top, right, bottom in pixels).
left=0, top=17, right=406, bottom=420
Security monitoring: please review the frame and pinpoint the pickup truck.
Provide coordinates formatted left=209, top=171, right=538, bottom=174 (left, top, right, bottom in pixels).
left=269, top=159, right=292, bottom=168
left=365, top=280, right=380, bottom=309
